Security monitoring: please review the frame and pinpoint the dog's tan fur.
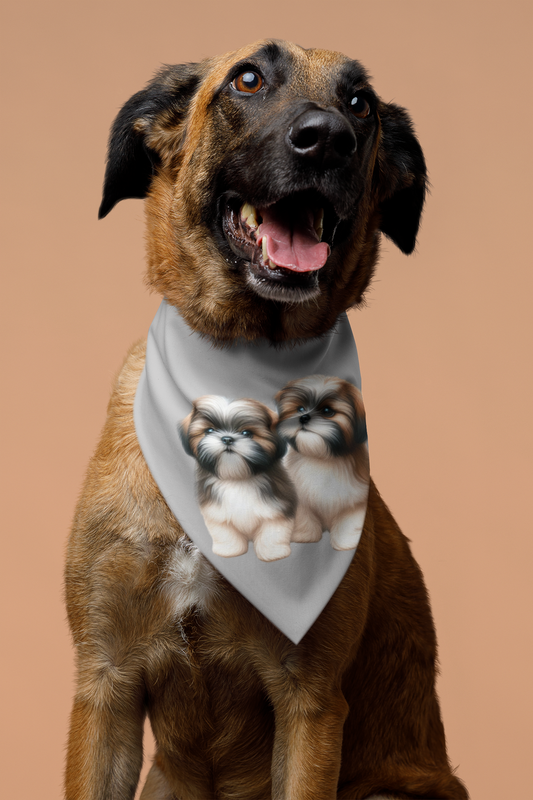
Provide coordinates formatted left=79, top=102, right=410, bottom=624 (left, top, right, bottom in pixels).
left=65, top=40, right=468, bottom=799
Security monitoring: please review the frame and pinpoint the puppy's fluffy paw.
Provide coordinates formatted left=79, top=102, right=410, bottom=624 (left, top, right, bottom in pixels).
left=253, top=541, right=292, bottom=562
left=291, top=507, right=323, bottom=543
left=329, top=510, right=365, bottom=551
left=211, top=538, right=249, bottom=558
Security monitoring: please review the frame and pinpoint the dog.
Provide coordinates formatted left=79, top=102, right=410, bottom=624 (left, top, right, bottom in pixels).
left=180, top=395, right=297, bottom=561
left=65, top=40, right=469, bottom=799
left=276, top=375, right=369, bottom=551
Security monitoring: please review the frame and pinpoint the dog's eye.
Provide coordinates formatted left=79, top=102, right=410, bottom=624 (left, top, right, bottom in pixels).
left=232, top=71, right=263, bottom=94
left=205, top=427, right=216, bottom=434
left=349, top=95, right=370, bottom=119
left=297, top=406, right=306, bottom=414
left=321, top=407, right=335, bottom=417
left=240, top=430, right=253, bottom=437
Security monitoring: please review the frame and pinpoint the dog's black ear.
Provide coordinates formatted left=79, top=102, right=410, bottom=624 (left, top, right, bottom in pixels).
left=376, top=102, right=428, bottom=255
left=98, top=64, right=202, bottom=219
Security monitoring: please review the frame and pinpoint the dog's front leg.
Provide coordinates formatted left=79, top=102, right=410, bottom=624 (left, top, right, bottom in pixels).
left=270, top=684, right=349, bottom=800
left=64, top=647, right=145, bottom=800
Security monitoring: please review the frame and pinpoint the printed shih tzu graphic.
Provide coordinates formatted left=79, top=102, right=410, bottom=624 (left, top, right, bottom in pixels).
left=179, top=376, right=370, bottom=561
left=179, top=396, right=297, bottom=562
left=275, top=376, right=369, bottom=553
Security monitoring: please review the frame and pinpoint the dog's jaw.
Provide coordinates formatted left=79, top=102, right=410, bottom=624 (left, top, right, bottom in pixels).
left=219, top=191, right=347, bottom=304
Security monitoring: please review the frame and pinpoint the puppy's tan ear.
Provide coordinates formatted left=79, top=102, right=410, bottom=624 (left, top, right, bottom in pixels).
left=274, top=387, right=287, bottom=414
left=376, top=102, right=428, bottom=255
left=178, top=408, right=195, bottom=456
left=344, top=384, right=368, bottom=445
left=265, top=407, right=289, bottom=459
left=264, top=406, right=278, bottom=428
left=98, top=63, right=203, bottom=219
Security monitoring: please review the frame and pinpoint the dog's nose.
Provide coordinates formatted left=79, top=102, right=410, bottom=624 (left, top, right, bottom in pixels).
left=287, top=107, right=356, bottom=168
left=299, top=413, right=311, bottom=424
left=221, top=436, right=234, bottom=445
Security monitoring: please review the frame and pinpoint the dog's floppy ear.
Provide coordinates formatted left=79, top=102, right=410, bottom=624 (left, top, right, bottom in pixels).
left=275, top=435, right=288, bottom=461
left=262, top=405, right=289, bottom=460
left=178, top=408, right=195, bottom=457
left=376, top=102, right=428, bottom=255
left=343, top=382, right=368, bottom=446
left=99, top=63, right=202, bottom=219
left=353, top=416, right=368, bottom=446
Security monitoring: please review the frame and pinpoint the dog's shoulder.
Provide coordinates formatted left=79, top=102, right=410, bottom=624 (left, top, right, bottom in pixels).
left=68, top=339, right=181, bottom=571
left=106, top=338, right=146, bottom=419
left=66, top=340, right=221, bottom=647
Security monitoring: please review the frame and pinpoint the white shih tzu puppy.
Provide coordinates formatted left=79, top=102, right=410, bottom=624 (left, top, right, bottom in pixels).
left=180, top=396, right=297, bottom=561
left=275, top=375, right=369, bottom=551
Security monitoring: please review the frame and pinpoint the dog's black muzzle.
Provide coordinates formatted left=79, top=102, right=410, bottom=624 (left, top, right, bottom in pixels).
left=209, top=98, right=371, bottom=302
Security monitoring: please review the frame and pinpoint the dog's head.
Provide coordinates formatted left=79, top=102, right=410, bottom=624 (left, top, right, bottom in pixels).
left=179, top=396, right=286, bottom=479
left=100, top=40, right=426, bottom=342
left=275, top=375, right=367, bottom=459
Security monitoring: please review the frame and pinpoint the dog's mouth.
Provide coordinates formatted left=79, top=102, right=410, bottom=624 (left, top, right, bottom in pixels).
left=220, top=191, right=341, bottom=302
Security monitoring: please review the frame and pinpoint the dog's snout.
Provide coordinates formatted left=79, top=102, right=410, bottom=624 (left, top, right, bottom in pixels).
left=299, top=413, right=311, bottom=424
left=221, top=436, right=234, bottom=445
left=287, top=108, right=356, bottom=168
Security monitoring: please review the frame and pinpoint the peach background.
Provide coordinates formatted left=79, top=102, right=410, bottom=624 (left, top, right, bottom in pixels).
left=2, top=1, right=532, bottom=797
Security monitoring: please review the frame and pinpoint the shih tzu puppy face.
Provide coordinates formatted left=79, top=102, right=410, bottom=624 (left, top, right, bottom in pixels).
left=180, top=396, right=286, bottom=480
left=275, top=375, right=367, bottom=459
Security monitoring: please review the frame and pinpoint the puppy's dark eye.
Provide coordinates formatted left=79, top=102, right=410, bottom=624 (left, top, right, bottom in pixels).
left=240, top=430, right=253, bottom=438
left=350, top=95, right=370, bottom=119
left=297, top=406, right=306, bottom=414
left=321, top=407, right=335, bottom=417
left=232, top=71, right=263, bottom=94
left=205, top=427, right=215, bottom=434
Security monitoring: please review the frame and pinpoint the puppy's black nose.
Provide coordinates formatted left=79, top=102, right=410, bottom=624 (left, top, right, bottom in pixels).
left=287, top=107, right=356, bottom=169
left=221, top=436, right=234, bottom=445
left=299, top=413, right=311, bottom=424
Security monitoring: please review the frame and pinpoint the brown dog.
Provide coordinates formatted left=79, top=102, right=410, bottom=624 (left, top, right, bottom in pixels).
left=65, top=40, right=469, bottom=799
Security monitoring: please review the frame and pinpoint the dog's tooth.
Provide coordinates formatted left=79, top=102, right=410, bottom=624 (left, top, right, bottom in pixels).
left=260, top=236, right=279, bottom=269
left=241, top=202, right=258, bottom=229
left=241, top=202, right=254, bottom=220
left=314, top=208, right=324, bottom=241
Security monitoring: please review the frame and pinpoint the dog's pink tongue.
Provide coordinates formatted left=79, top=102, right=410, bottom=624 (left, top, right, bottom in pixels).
left=257, top=206, right=330, bottom=272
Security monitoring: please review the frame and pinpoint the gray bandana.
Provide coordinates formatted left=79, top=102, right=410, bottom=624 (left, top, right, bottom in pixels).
left=134, top=300, right=369, bottom=643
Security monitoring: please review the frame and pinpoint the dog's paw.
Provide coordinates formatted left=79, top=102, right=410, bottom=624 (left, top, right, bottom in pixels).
left=253, top=520, right=293, bottom=561
left=291, top=507, right=323, bottom=543
left=329, top=509, right=365, bottom=551
left=205, top=522, right=249, bottom=558
left=253, top=541, right=292, bottom=562
left=211, top=540, right=249, bottom=558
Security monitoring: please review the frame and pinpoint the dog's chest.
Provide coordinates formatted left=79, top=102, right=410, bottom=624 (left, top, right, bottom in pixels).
left=163, top=541, right=219, bottom=618
left=287, top=453, right=366, bottom=511
left=204, top=477, right=282, bottom=530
